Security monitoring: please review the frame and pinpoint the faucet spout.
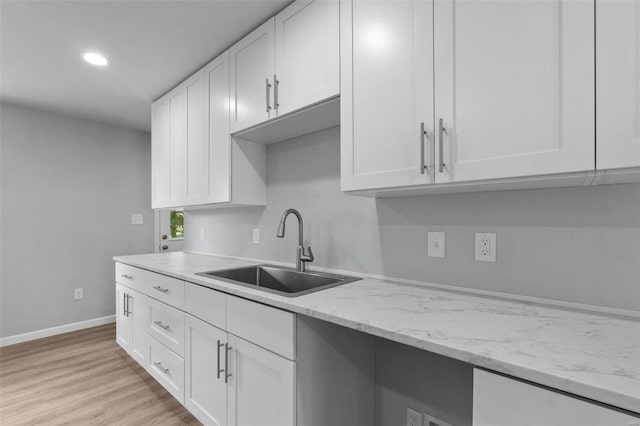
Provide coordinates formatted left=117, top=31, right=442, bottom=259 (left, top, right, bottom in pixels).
left=276, top=208, right=312, bottom=271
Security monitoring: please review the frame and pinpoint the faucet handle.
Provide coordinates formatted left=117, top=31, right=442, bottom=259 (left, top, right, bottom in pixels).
left=302, top=245, right=314, bottom=263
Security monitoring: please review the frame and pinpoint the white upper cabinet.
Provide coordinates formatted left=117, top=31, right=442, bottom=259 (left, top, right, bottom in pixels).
left=152, top=52, right=266, bottom=210
left=341, top=0, right=600, bottom=193
left=274, top=0, right=339, bottom=116
left=230, top=19, right=276, bottom=133
left=341, top=0, right=434, bottom=191
left=151, top=99, right=171, bottom=207
left=596, top=0, right=640, bottom=170
left=433, top=0, right=595, bottom=184
left=184, top=71, right=207, bottom=205
left=199, top=51, right=231, bottom=205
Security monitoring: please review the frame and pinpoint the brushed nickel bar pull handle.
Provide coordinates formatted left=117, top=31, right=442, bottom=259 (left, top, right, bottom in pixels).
left=123, top=293, right=127, bottom=316
left=224, top=343, right=232, bottom=384
left=217, top=340, right=225, bottom=379
left=126, top=295, right=132, bottom=317
left=153, top=320, right=170, bottom=330
left=420, top=122, right=428, bottom=175
left=120, top=274, right=133, bottom=280
left=274, top=74, right=279, bottom=111
left=266, top=78, right=272, bottom=113
left=152, top=285, right=169, bottom=293
left=438, top=118, right=446, bottom=173
left=153, top=362, right=169, bottom=374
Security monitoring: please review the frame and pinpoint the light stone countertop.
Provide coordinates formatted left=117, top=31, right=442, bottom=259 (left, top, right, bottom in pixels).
left=113, top=251, right=640, bottom=414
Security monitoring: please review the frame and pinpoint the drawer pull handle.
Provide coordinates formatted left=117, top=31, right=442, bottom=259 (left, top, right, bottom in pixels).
left=153, top=320, right=170, bottom=330
left=153, top=286, right=169, bottom=293
left=224, top=343, right=232, bottom=383
left=153, top=362, right=169, bottom=374
left=121, top=274, right=133, bottom=279
left=217, top=340, right=225, bottom=379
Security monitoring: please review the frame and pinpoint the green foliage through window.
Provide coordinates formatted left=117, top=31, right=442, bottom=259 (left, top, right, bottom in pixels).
left=170, top=210, right=184, bottom=239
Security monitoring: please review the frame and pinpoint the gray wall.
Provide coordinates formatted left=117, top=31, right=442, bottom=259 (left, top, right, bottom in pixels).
left=0, top=102, right=154, bottom=338
left=376, top=338, right=473, bottom=426
left=185, top=127, right=640, bottom=311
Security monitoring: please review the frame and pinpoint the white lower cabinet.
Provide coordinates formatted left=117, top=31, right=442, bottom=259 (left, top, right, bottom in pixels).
left=115, top=283, right=133, bottom=351
left=116, top=263, right=376, bottom=426
left=185, top=314, right=228, bottom=426
left=115, top=283, right=149, bottom=368
left=473, top=369, right=639, bottom=426
left=227, top=334, right=295, bottom=426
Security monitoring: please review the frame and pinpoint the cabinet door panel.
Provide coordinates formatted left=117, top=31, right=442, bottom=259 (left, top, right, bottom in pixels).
left=227, top=335, right=295, bottom=426
left=596, top=0, right=640, bottom=169
left=169, top=89, right=188, bottom=203
left=230, top=19, right=275, bottom=133
left=275, top=0, right=339, bottom=115
left=185, top=71, right=207, bottom=204
left=204, top=51, right=232, bottom=204
left=341, top=0, right=434, bottom=191
left=185, top=315, right=227, bottom=426
left=130, top=289, right=149, bottom=367
left=434, top=0, right=594, bottom=183
left=151, top=100, right=171, bottom=208
left=115, top=284, right=132, bottom=351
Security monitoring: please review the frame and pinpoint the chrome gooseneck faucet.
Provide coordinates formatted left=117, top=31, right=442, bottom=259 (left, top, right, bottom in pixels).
left=276, top=208, right=314, bottom=272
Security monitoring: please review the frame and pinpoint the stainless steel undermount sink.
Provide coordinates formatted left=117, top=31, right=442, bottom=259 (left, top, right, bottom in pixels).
left=196, top=265, right=361, bottom=297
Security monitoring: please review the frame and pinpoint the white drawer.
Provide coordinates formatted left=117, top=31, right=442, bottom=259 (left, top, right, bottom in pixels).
left=226, top=295, right=295, bottom=360
left=116, top=263, right=185, bottom=309
left=115, top=263, right=145, bottom=293
left=185, top=283, right=226, bottom=330
left=144, top=271, right=185, bottom=309
left=148, top=297, right=185, bottom=357
left=473, top=369, right=639, bottom=426
left=149, top=336, right=185, bottom=404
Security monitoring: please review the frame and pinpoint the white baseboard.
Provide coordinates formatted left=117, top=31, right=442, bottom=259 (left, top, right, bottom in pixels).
left=0, top=315, right=116, bottom=347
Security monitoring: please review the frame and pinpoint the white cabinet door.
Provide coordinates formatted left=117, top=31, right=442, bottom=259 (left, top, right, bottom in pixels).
left=227, top=334, right=295, bottom=426
left=274, top=0, right=339, bottom=116
left=168, top=87, right=188, bottom=205
left=473, top=369, right=639, bottom=426
left=115, top=283, right=133, bottom=352
left=230, top=18, right=275, bottom=133
left=596, top=0, right=640, bottom=170
left=341, top=0, right=434, bottom=191
left=151, top=99, right=171, bottom=208
left=130, top=289, right=149, bottom=367
left=434, top=0, right=595, bottom=183
left=185, top=70, right=207, bottom=205
left=185, top=315, right=228, bottom=426
left=202, top=51, right=231, bottom=204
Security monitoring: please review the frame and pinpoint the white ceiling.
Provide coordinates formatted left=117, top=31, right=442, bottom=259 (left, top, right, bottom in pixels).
left=0, top=0, right=292, bottom=132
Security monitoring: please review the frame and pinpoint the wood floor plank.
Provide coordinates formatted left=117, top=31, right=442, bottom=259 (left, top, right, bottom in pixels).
left=0, top=323, right=201, bottom=425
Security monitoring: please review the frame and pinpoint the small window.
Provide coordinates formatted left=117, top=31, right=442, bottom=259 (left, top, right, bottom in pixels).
left=169, top=209, right=184, bottom=239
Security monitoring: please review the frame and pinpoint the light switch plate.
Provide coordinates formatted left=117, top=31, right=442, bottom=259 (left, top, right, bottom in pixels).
left=131, top=214, right=143, bottom=225
left=252, top=228, right=260, bottom=244
left=428, top=232, right=445, bottom=258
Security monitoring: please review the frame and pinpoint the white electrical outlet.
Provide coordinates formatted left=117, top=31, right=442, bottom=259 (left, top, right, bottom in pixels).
left=131, top=214, right=143, bottom=225
left=74, top=288, right=83, bottom=300
left=406, top=408, right=422, bottom=426
left=475, top=232, right=497, bottom=262
left=427, top=232, right=445, bottom=258
left=423, top=412, right=454, bottom=426
left=252, top=228, right=260, bottom=244
left=200, top=226, right=206, bottom=240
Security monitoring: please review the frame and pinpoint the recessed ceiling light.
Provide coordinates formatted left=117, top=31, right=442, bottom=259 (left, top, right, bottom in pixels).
left=83, top=52, right=108, bottom=66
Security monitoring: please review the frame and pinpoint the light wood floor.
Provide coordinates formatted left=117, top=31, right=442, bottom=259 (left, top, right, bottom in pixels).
left=0, top=323, right=200, bottom=425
